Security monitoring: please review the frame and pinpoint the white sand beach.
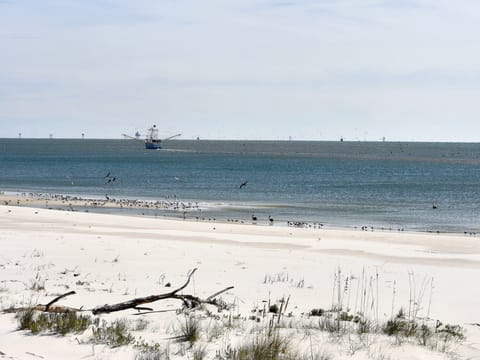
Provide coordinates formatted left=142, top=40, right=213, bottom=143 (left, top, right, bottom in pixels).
left=1, top=204, right=480, bottom=359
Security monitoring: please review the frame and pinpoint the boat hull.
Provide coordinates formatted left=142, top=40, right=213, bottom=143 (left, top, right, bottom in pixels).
left=145, top=141, right=161, bottom=150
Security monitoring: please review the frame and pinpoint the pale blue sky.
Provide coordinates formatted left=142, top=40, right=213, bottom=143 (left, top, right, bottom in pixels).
left=1, top=0, right=480, bottom=140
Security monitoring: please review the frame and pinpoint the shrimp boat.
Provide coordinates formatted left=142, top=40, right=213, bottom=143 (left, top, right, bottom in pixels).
left=145, top=125, right=162, bottom=149
left=122, top=125, right=181, bottom=150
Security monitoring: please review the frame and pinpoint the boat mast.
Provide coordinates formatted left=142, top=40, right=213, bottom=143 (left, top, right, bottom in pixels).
left=147, top=125, right=159, bottom=142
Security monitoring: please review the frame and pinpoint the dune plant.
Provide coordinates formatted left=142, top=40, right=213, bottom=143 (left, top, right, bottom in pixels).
left=134, top=339, right=171, bottom=360
left=231, top=331, right=292, bottom=360
left=29, top=272, right=46, bottom=291
left=431, top=322, right=465, bottom=352
left=135, top=350, right=170, bottom=360
left=134, top=318, right=149, bottom=331
left=193, top=344, right=208, bottom=360
left=17, top=309, right=93, bottom=335
left=268, top=304, right=279, bottom=314
left=231, top=295, right=295, bottom=360
left=178, top=314, right=201, bottom=345
left=309, top=308, right=324, bottom=317
left=91, top=318, right=135, bottom=347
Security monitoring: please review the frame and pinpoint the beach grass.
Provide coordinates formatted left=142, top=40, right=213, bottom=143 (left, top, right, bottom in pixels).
left=17, top=309, right=93, bottom=335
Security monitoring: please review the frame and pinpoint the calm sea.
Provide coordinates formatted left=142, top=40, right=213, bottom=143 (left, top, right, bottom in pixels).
left=1, top=139, right=480, bottom=233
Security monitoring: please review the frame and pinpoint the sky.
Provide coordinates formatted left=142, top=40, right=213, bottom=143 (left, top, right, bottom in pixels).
left=1, top=0, right=480, bottom=141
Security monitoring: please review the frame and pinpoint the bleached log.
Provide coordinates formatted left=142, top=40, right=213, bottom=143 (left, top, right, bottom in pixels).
left=2, top=269, right=234, bottom=316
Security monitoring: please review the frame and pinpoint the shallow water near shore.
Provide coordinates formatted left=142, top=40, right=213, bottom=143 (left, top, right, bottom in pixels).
left=1, top=138, right=480, bottom=232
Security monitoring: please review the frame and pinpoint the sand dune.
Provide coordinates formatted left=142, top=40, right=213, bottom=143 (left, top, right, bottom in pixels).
left=1, top=205, right=479, bottom=359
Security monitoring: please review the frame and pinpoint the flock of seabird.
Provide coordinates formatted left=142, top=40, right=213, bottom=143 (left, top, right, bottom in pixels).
left=2, top=176, right=476, bottom=236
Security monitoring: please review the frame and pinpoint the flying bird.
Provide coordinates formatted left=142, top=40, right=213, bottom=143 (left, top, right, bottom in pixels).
left=105, top=171, right=110, bottom=178
left=239, top=181, right=248, bottom=189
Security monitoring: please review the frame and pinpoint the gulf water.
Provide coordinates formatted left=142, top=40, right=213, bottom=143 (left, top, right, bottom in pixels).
left=1, top=139, right=479, bottom=233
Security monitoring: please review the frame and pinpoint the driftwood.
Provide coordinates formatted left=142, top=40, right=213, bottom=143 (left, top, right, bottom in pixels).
left=92, top=268, right=233, bottom=314
left=3, top=290, right=81, bottom=314
left=3, top=268, right=234, bottom=315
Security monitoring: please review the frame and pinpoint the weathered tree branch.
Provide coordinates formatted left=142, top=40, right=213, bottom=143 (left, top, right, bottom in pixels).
left=46, top=291, right=76, bottom=311
left=2, top=269, right=234, bottom=316
left=207, top=286, right=234, bottom=301
left=91, top=268, right=199, bottom=315
left=2, top=291, right=81, bottom=313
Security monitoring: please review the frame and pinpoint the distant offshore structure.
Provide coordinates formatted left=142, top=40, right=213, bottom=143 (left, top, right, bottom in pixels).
left=122, top=125, right=181, bottom=150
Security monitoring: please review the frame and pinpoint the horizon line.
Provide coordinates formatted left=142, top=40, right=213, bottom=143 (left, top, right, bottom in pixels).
left=0, top=137, right=479, bottom=144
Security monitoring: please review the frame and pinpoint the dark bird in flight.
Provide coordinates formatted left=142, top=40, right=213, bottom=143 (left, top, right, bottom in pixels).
left=112, top=177, right=116, bottom=182
left=105, top=171, right=110, bottom=178
left=239, top=181, right=248, bottom=189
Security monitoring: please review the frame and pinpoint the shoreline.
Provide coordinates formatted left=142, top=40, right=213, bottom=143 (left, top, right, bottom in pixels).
left=1, top=191, right=478, bottom=237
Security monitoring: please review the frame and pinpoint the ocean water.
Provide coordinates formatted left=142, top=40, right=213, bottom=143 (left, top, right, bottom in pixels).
left=1, top=138, right=480, bottom=233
